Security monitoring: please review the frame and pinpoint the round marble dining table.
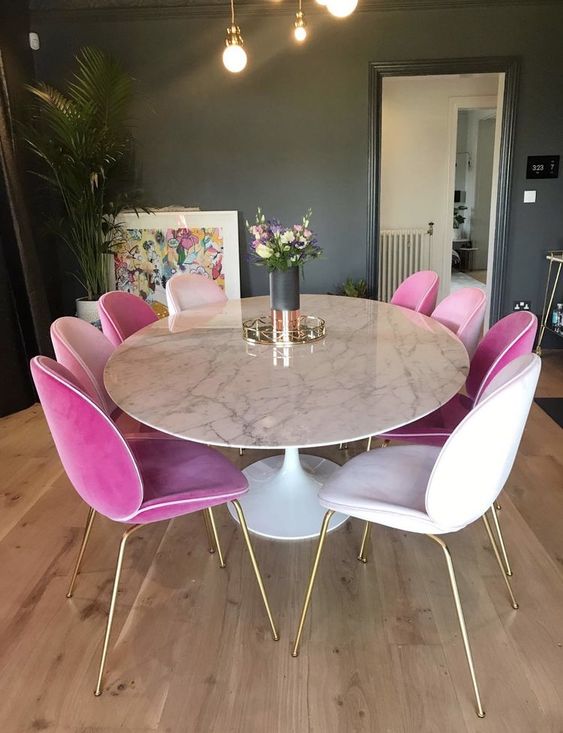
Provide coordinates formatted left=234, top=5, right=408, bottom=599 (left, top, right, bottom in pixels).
left=104, top=294, right=469, bottom=541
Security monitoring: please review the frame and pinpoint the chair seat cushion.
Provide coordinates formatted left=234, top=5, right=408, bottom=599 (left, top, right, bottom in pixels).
left=319, top=445, right=452, bottom=534
left=377, top=393, right=472, bottom=446
left=126, top=434, right=248, bottom=523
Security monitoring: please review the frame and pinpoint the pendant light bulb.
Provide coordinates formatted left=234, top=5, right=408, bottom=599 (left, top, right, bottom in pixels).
left=294, top=10, right=307, bottom=42
left=223, top=0, right=247, bottom=73
left=326, top=0, right=358, bottom=17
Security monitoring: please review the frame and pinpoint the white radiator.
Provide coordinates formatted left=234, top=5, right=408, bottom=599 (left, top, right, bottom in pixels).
left=378, top=227, right=432, bottom=301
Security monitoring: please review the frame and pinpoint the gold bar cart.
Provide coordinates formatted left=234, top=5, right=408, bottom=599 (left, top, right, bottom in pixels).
left=536, top=250, right=563, bottom=356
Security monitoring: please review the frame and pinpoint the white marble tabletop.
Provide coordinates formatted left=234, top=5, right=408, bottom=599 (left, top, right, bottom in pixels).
left=104, top=295, right=469, bottom=449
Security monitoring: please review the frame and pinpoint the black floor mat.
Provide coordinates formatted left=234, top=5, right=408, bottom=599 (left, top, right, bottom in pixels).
left=534, top=398, right=563, bottom=428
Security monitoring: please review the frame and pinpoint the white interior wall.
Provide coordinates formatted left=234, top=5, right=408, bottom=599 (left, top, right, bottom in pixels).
left=380, top=73, right=499, bottom=300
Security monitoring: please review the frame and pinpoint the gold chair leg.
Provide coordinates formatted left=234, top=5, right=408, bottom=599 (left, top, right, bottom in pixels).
left=358, top=521, right=371, bottom=563
left=488, top=504, right=513, bottom=577
left=206, top=507, right=225, bottom=568
left=67, top=507, right=96, bottom=598
left=230, top=500, right=279, bottom=641
left=366, top=436, right=372, bottom=451
left=428, top=534, right=485, bottom=718
left=201, top=510, right=216, bottom=554
left=292, top=510, right=335, bottom=657
left=95, top=524, right=142, bottom=696
left=239, top=448, right=244, bottom=456
left=482, top=515, right=518, bottom=609
left=339, top=443, right=348, bottom=450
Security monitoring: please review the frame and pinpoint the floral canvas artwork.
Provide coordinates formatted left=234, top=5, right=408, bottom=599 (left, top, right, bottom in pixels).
left=114, top=227, right=225, bottom=304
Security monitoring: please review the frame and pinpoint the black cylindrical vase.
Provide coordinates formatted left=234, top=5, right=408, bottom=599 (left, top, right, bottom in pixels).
left=269, top=267, right=300, bottom=311
left=270, top=267, right=300, bottom=337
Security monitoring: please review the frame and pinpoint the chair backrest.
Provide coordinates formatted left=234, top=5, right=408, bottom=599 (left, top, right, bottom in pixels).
left=50, top=316, right=116, bottom=414
left=465, top=311, right=538, bottom=404
left=425, top=353, right=540, bottom=531
left=99, top=291, right=158, bottom=346
left=431, top=287, right=486, bottom=357
left=390, top=270, right=439, bottom=316
left=30, top=356, right=143, bottom=521
left=166, top=272, right=227, bottom=316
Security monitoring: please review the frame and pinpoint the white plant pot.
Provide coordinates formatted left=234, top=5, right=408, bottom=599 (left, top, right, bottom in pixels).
left=76, top=297, right=100, bottom=325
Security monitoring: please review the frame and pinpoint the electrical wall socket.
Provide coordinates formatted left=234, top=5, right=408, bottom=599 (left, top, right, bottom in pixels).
left=513, top=300, right=532, bottom=311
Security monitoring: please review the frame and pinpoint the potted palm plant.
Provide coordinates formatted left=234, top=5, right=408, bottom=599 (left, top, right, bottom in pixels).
left=23, top=47, right=141, bottom=322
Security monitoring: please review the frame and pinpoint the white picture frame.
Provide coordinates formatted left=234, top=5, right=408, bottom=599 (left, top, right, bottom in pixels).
left=114, top=209, right=241, bottom=304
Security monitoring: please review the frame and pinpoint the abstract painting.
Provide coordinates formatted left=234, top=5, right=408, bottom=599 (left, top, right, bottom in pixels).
left=114, top=210, right=241, bottom=305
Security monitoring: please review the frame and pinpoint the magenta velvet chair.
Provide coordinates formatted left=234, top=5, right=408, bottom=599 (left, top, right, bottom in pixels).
left=31, top=356, right=278, bottom=695
left=363, top=310, right=537, bottom=578
left=166, top=272, right=227, bottom=315
left=432, top=287, right=487, bottom=357
left=99, top=291, right=158, bottom=346
left=390, top=270, right=439, bottom=316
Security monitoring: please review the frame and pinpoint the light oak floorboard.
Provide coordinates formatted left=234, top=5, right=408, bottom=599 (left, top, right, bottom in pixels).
left=0, top=352, right=561, bottom=732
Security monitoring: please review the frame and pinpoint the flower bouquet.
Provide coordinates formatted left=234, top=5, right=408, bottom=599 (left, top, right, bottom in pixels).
left=247, top=209, right=322, bottom=329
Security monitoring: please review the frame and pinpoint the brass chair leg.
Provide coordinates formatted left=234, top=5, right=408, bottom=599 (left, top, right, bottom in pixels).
left=292, top=510, right=335, bottom=657
left=366, top=436, right=372, bottom=451
left=201, top=510, right=216, bottom=554
left=230, top=499, right=279, bottom=641
left=488, top=504, right=513, bottom=576
left=239, top=448, right=244, bottom=456
left=67, top=507, right=96, bottom=598
left=357, top=521, right=371, bottom=563
left=206, top=507, right=225, bottom=568
left=339, top=443, right=348, bottom=450
left=482, top=515, right=518, bottom=609
left=95, top=524, right=142, bottom=696
left=428, top=534, right=485, bottom=719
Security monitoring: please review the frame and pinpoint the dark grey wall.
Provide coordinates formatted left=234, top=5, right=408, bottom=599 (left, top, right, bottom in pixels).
left=31, top=3, right=563, bottom=332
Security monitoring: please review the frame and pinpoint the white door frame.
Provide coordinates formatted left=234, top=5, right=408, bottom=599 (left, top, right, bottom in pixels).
left=445, top=81, right=505, bottom=329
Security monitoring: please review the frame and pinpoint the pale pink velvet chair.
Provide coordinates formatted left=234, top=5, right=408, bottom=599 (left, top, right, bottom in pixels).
left=432, top=287, right=487, bottom=357
left=51, top=316, right=117, bottom=415
left=367, top=311, right=537, bottom=577
left=166, top=272, right=227, bottom=315
left=99, top=291, right=158, bottom=346
left=31, top=356, right=278, bottom=696
left=292, top=354, right=541, bottom=719
left=390, top=270, right=439, bottom=316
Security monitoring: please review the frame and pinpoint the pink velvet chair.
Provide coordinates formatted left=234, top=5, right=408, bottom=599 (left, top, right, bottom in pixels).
left=166, top=272, right=227, bottom=315
left=292, top=354, right=541, bottom=718
left=31, top=356, right=278, bottom=695
left=390, top=270, right=439, bottom=316
left=432, top=287, right=487, bottom=357
left=99, top=291, right=158, bottom=346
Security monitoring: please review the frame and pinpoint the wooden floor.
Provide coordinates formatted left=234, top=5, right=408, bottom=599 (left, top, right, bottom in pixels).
left=1, top=353, right=562, bottom=733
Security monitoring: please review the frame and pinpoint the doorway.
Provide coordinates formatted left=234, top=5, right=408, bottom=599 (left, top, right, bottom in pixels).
left=367, top=58, right=519, bottom=326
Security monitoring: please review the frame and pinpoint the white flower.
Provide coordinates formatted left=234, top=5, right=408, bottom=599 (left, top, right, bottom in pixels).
left=255, top=243, right=273, bottom=258
left=280, top=231, right=295, bottom=244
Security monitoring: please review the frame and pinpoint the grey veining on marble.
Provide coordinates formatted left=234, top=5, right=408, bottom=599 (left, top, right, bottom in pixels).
left=104, top=295, right=469, bottom=449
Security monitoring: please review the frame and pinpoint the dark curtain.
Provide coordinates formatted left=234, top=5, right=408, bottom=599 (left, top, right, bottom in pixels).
left=0, top=50, right=52, bottom=355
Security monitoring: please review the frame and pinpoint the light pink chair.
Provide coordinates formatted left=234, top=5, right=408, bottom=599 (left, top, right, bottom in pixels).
left=369, top=311, right=537, bottom=577
left=432, top=287, right=487, bottom=357
left=99, top=291, right=158, bottom=346
left=50, top=317, right=117, bottom=415
left=390, top=270, right=439, bottom=316
left=166, top=272, right=227, bottom=315
left=30, top=356, right=278, bottom=696
left=292, top=354, right=541, bottom=719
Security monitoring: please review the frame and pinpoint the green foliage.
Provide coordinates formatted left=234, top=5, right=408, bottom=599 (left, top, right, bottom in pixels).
left=453, top=205, right=468, bottom=230
left=22, top=47, right=143, bottom=300
left=338, top=277, right=368, bottom=298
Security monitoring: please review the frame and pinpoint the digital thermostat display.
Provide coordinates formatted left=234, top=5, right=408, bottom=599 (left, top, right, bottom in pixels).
left=526, top=155, right=559, bottom=179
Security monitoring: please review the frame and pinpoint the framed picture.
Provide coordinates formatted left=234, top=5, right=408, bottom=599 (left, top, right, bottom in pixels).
left=114, top=209, right=241, bottom=305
